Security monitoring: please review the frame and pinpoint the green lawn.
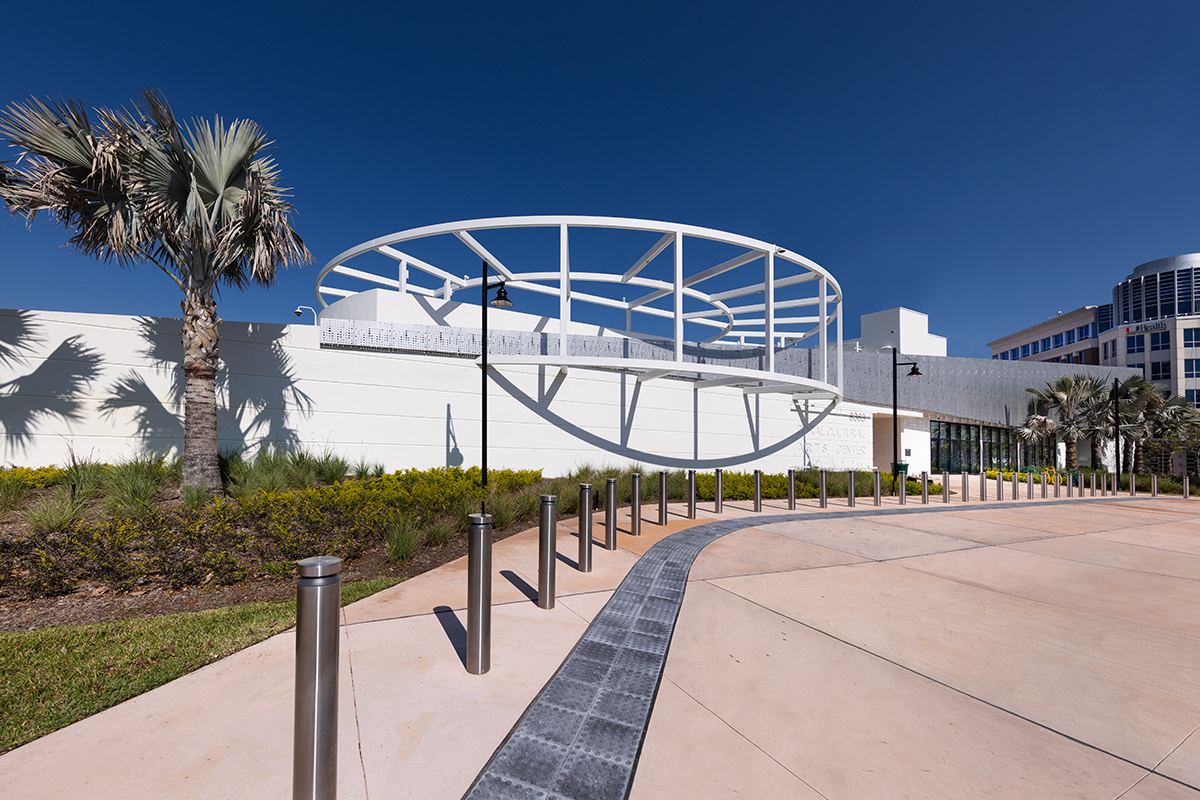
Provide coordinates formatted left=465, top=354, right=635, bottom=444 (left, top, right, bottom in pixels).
left=0, top=577, right=400, bottom=754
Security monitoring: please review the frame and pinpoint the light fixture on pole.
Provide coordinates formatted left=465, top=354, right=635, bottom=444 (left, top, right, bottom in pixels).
left=481, top=260, right=514, bottom=515
left=293, top=305, right=317, bottom=324
left=891, top=345, right=922, bottom=492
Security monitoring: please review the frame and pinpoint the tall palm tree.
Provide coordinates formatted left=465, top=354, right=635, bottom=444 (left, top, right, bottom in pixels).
left=0, top=92, right=311, bottom=491
left=1118, top=375, right=1164, bottom=474
left=1077, top=375, right=1115, bottom=469
left=1026, top=374, right=1104, bottom=470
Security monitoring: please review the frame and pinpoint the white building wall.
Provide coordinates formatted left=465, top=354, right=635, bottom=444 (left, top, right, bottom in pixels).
left=0, top=308, right=875, bottom=475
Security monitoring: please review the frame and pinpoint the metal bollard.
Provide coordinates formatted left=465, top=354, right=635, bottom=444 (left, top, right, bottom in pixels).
left=818, top=469, right=827, bottom=508
left=874, top=468, right=882, bottom=506
left=605, top=480, right=617, bottom=549
left=1067, top=473, right=1074, bottom=498
left=788, top=469, right=797, bottom=510
left=980, top=472, right=987, bottom=502
left=294, top=556, right=341, bottom=800
left=1054, top=473, right=1061, bottom=498
left=1012, top=471, right=1018, bottom=500
left=714, top=469, right=723, bottom=514
left=1102, top=473, right=1108, bottom=496
left=1090, top=472, right=1096, bottom=497
left=578, top=485, right=592, bottom=573
left=943, top=471, right=950, bottom=503
left=922, top=471, right=929, bottom=504
left=631, top=473, right=642, bottom=535
left=687, top=470, right=696, bottom=519
left=1186, top=475, right=1191, bottom=500
left=996, top=472, right=1003, bottom=501
left=467, top=514, right=492, bottom=675
left=1130, top=473, right=1137, bottom=496
left=1027, top=472, right=1033, bottom=500
left=848, top=470, right=856, bottom=507
left=1152, top=474, right=1158, bottom=497
left=658, top=471, right=668, bottom=525
left=899, top=471, right=907, bottom=505
left=539, top=496, right=557, bottom=608
left=1041, top=471, right=1047, bottom=499
left=961, top=472, right=969, bottom=502
left=753, top=469, right=762, bottom=512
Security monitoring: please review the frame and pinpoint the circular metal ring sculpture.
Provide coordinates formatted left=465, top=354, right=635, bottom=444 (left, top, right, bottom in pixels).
left=316, top=216, right=844, bottom=399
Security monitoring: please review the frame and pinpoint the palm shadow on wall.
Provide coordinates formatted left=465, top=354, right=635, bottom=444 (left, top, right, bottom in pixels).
left=99, top=317, right=314, bottom=454
left=0, top=311, right=102, bottom=454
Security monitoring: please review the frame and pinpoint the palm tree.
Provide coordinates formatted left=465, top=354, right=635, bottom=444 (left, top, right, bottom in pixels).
left=1118, top=375, right=1164, bottom=474
left=1077, top=375, right=1115, bottom=469
left=1141, top=393, right=1200, bottom=474
left=1026, top=374, right=1104, bottom=470
left=1018, top=413, right=1059, bottom=469
left=0, top=92, right=311, bottom=491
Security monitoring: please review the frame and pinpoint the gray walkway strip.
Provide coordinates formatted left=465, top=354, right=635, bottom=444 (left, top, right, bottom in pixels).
left=460, top=497, right=1146, bottom=800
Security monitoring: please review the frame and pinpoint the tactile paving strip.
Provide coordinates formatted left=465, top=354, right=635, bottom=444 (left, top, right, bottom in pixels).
left=461, top=497, right=1144, bottom=800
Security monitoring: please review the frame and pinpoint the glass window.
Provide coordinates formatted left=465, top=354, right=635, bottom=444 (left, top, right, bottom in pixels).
left=1042, top=337, right=1051, bottom=350
left=1127, top=335, right=1145, bottom=354
left=1021, top=344, right=1030, bottom=358
left=1184, top=328, right=1200, bottom=347
left=1078, top=324, right=1091, bottom=340
left=1130, top=362, right=1145, bottom=372
left=1031, top=340, right=1040, bottom=354
left=1186, top=359, right=1200, bottom=379
left=1151, top=361, right=1171, bottom=381
left=1188, top=389, right=1200, bottom=408
left=1102, top=341, right=1109, bottom=360
left=1151, top=331, right=1170, bottom=351
left=1066, top=329, right=1076, bottom=345
left=1010, top=348, right=1020, bottom=360
left=1053, top=333, right=1064, bottom=349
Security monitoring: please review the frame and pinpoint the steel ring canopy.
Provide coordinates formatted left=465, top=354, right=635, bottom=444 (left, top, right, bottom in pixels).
left=316, top=216, right=843, bottom=400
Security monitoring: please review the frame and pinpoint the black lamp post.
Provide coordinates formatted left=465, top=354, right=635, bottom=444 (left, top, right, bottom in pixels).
left=481, top=260, right=513, bottom=514
left=892, top=346, right=922, bottom=490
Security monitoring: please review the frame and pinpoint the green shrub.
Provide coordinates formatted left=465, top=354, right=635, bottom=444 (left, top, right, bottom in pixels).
left=27, top=489, right=86, bottom=534
left=0, top=465, right=67, bottom=489
left=101, top=453, right=166, bottom=517
left=181, top=484, right=210, bottom=510
left=383, top=514, right=420, bottom=563
left=314, top=452, right=349, bottom=484
left=0, top=477, right=30, bottom=516
left=422, top=517, right=455, bottom=546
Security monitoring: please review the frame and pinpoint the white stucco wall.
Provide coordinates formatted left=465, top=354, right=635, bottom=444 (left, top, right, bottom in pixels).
left=0, top=308, right=876, bottom=475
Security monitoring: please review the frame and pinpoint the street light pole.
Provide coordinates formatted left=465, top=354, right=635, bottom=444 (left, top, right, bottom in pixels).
left=1112, top=378, right=1121, bottom=478
left=891, top=346, right=922, bottom=491
left=480, top=260, right=514, bottom=515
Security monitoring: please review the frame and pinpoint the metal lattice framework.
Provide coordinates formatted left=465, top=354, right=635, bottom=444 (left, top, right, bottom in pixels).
left=316, top=216, right=843, bottom=399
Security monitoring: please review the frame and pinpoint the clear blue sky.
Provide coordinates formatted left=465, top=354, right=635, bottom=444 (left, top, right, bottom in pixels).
left=3, top=0, right=1198, bottom=357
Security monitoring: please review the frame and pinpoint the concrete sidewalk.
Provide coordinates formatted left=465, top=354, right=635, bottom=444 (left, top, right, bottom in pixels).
left=3, top=492, right=1200, bottom=799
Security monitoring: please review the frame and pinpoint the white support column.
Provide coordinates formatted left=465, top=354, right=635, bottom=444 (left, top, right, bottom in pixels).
left=559, top=223, right=570, bottom=358
left=444, top=278, right=453, bottom=301
left=398, top=258, right=408, bottom=295
left=819, top=277, right=827, bottom=384
left=765, top=250, right=775, bottom=373
left=836, top=298, right=843, bottom=392
left=674, top=232, right=684, bottom=362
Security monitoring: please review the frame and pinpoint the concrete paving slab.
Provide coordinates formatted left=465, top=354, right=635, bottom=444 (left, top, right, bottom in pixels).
left=1100, top=525, right=1200, bottom=556
left=660, top=580, right=1146, bottom=798
left=1161, top=728, right=1200, bottom=789
left=756, top=517, right=980, bottom=560
left=688, top=526, right=867, bottom=580
left=709, top=560, right=1200, bottom=769
left=1118, top=774, right=1200, bottom=799
left=934, top=505, right=1131, bottom=535
left=1007, top=533, right=1200, bottom=581
left=902, top=545, right=1200, bottom=640
left=556, top=590, right=614, bottom=624
left=628, top=678, right=824, bottom=799
left=878, top=510, right=1058, bottom=545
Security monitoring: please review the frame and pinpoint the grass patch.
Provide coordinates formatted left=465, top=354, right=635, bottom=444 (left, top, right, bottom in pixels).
left=0, top=576, right=401, bottom=754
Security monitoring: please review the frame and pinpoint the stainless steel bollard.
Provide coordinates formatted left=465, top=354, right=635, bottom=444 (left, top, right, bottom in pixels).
left=1041, top=472, right=1047, bottom=498
left=1186, top=475, right=1191, bottom=500
left=818, top=469, right=827, bottom=508
left=1012, top=471, right=1018, bottom=500
left=874, top=468, right=882, bottom=506
left=714, top=468, right=723, bottom=514
left=961, top=472, right=969, bottom=502
left=467, top=515, right=493, bottom=675
left=753, top=469, right=762, bottom=512
left=1067, top=473, right=1074, bottom=498
left=605, top=480, right=617, bottom=550
left=996, top=472, right=1003, bottom=501
left=788, top=469, right=797, bottom=510
left=943, top=471, right=950, bottom=503
left=1054, top=473, right=1061, bottom=498
left=687, top=470, right=696, bottom=519
left=980, top=472, right=987, bottom=502
left=1027, top=472, right=1033, bottom=500
left=1152, top=474, right=1158, bottom=497
left=539, top=496, right=557, bottom=608
left=1102, top=473, right=1108, bottom=496
left=922, top=471, right=929, bottom=504
left=578, top=485, right=592, bottom=572
left=1130, top=473, right=1137, bottom=496
left=848, top=470, right=856, bottom=507
left=898, top=471, right=906, bottom=505
left=1090, top=472, right=1096, bottom=497
left=631, top=473, right=642, bottom=536
left=294, top=556, right=341, bottom=800
left=658, top=471, right=668, bottom=525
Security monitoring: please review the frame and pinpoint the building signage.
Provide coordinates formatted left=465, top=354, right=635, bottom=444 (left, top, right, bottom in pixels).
left=1125, top=321, right=1167, bottom=334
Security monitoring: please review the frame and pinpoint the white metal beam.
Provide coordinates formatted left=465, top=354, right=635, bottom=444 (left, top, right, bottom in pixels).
left=765, top=250, right=775, bottom=373
left=559, top=224, right=570, bottom=358
left=332, top=264, right=400, bottom=288
left=454, top=230, right=515, bottom=280
left=674, top=232, right=684, bottom=362
left=683, top=249, right=762, bottom=287
left=710, top=271, right=817, bottom=302
left=622, top=232, right=674, bottom=283
left=637, top=369, right=676, bottom=383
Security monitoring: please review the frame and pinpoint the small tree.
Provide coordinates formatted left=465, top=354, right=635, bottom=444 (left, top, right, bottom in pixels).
left=1026, top=375, right=1105, bottom=470
left=1, top=93, right=311, bottom=491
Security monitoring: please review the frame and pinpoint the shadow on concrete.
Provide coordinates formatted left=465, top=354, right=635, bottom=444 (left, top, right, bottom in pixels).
left=433, top=605, right=468, bottom=668
left=500, top=570, right=538, bottom=604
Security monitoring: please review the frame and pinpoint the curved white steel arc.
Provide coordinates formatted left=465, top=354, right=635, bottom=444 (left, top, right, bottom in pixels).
left=316, top=215, right=844, bottom=401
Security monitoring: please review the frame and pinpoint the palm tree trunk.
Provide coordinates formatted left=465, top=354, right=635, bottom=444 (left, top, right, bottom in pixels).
left=1123, top=440, right=1135, bottom=474
left=181, top=288, right=222, bottom=492
left=1091, top=438, right=1103, bottom=470
left=1064, top=438, right=1077, bottom=470
left=1134, top=441, right=1145, bottom=475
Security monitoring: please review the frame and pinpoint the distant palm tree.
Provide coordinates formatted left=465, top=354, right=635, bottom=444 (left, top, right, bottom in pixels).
left=0, top=92, right=311, bottom=491
left=1077, top=375, right=1115, bottom=469
left=1118, top=375, right=1163, bottom=474
left=1026, top=374, right=1105, bottom=470
left=1018, top=413, right=1059, bottom=470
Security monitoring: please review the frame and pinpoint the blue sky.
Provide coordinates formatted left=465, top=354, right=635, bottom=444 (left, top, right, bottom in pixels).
left=3, top=0, right=1199, bottom=356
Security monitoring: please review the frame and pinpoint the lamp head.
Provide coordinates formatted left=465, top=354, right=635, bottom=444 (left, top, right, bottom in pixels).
left=489, top=283, right=513, bottom=308
left=293, top=307, right=303, bottom=317
left=907, top=364, right=922, bottom=377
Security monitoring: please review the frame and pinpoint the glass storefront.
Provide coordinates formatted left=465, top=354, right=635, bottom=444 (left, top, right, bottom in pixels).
left=932, top=421, right=1035, bottom=472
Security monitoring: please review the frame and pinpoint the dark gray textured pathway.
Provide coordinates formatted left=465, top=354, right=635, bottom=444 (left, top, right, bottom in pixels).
left=460, top=497, right=1141, bottom=800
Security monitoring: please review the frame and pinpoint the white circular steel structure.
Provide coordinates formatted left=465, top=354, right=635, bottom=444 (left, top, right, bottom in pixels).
left=316, top=216, right=844, bottom=400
